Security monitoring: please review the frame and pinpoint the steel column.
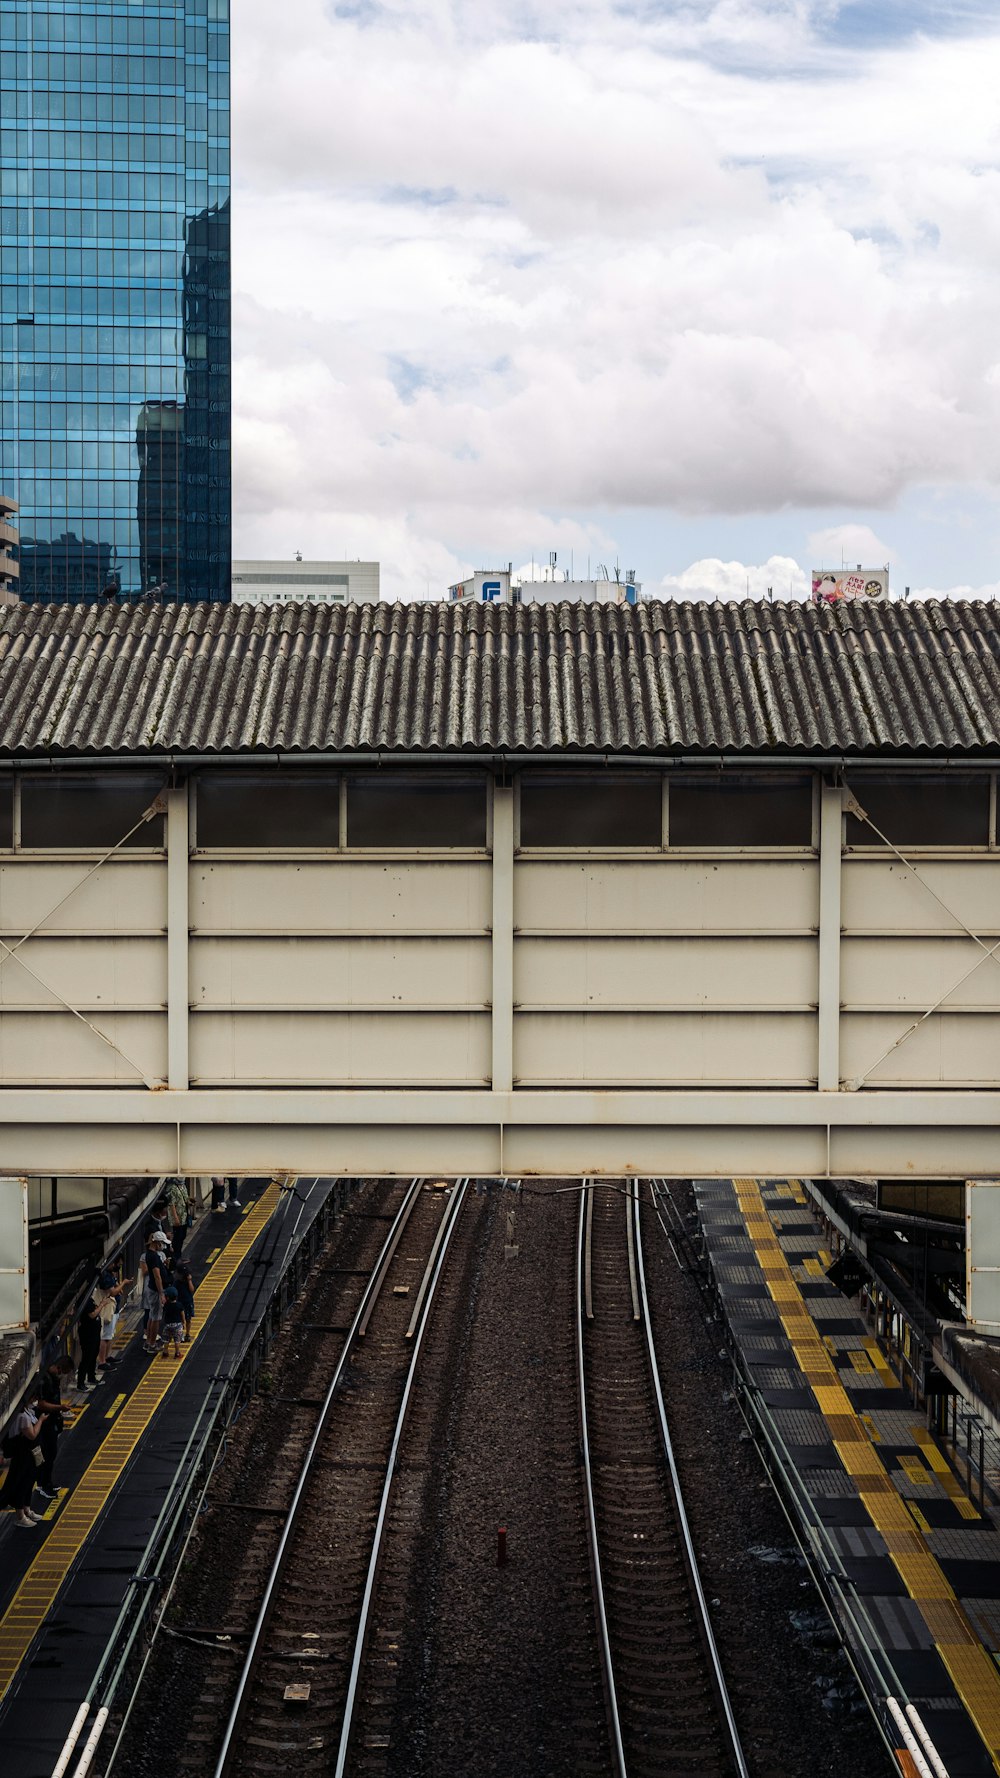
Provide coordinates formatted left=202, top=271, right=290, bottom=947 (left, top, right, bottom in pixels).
left=166, top=785, right=190, bottom=1091
left=491, top=784, right=514, bottom=1092
left=818, top=781, right=843, bottom=1091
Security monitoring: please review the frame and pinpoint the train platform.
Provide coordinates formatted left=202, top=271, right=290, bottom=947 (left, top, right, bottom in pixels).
left=701, top=1176, right=1000, bottom=1778
left=0, top=1174, right=339, bottom=1778
left=0, top=1175, right=179, bottom=1428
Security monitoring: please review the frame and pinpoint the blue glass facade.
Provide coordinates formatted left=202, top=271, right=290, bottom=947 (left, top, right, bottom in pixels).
left=0, top=0, right=230, bottom=603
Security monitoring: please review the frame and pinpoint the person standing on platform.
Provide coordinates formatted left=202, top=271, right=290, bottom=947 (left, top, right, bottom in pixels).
left=150, top=1197, right=171, bottom=1240
left=140, top=1232, right=169, bottom=1353
left=160, top=1286, right=185, bottom=1359
left=171, top=1253, right=196, bottom=1341
left=97, top=1266, right=130, bottom=1372
left=210, top=1176, right=226, bottom=1216
left=166, top=1177, right=194, bottom=1257
left=76, top=1288, right=102, bottom=1390
left=1, top=1386, right=44, bottom=1528
left=34, top=1356, right=73, bottom=1500
left=227, top=1177, right=242, bottom=1210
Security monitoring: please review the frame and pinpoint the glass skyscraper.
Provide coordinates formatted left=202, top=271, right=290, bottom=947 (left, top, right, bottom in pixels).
left=0, top=0, right=230, bottom=603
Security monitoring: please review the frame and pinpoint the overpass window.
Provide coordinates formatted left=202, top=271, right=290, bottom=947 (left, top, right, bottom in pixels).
left=347, top=772, right=487, bottom=847
left=519, top=773, right=661, bottom=846
left=0, top=781, right=11, bottom=847
left=669, top=774, right=813, bottom=846
left=196, top=773, right=340, bottom=846
left=19, top=774, right=165, bottom=847
left=845, top=775, right=989, bottom=847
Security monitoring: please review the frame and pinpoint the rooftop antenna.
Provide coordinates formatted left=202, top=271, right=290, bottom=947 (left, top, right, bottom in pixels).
left=295, top=550, right=302, bottom=561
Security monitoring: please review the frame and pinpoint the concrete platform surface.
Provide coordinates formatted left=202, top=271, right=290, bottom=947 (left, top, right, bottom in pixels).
left=702, top=1176, right=1000, bottom=1778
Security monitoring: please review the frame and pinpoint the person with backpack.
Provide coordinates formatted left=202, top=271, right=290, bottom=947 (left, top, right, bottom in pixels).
left=160, top=1286, right=185, bottom=1359
left=76, top=1288, right=102, bottom=1390
left=171, top=1253, right=196, bottom=1341
left=1, top=1386, right=44, bottom=1528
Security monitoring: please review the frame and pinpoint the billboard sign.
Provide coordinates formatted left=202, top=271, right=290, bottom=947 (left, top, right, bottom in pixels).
left=811, top=569, right=889, bottom=604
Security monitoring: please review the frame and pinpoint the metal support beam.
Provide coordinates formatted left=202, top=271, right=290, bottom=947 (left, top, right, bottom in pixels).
left=818, top=781, right=843, bottom=1091
left=491, top=784, right=514, bottom=1093
left=166, top=785, right=189, bottom=1091
left=0, top=1087, right=996, bottom=1178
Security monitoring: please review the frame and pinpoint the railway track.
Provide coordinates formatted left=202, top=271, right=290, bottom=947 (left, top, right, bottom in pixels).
left=577, top=1179, right=750, bottom=1778
left=202, top=1176, right=469, bottom=1778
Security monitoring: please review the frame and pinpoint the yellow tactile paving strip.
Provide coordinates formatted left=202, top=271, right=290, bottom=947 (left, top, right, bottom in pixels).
left=734, top=1177, right=1000, bottom=1773
left=0, top=1183, right=282, bottom=1702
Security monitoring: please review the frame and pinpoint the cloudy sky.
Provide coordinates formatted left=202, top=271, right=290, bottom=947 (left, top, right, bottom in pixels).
left=231, top=0, right=1000, bottom=601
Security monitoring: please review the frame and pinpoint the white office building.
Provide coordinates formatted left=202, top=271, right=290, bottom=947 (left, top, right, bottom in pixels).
left=231, top=560, right=380, bottom=605
left=448, top=567, right=641, bottom=605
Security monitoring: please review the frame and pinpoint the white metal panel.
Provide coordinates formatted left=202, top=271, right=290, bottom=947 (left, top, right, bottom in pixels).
left=0, top=1011, right=165, bottom=1085
left=842, top=857, right=1000, bottom=934
left=514, top=935, right=815, bottom=1008
left=189, top=1009, right=491, bottom=1085
left=841, top=936, right=1000, bottom=1008
left=841, top=1011, right=1000, bottom=1087
left=501, top=1123, right=831, bottom=1179
left=831, top=1127, right=1000, bottom=1177
left=0, top=938, right=164, bottom=1007
left=0, top=1122, right=181, bottom=1174
left=967, top=1182, right=1000, bottom=1329
left=190, top=935, right=490, bottom=1008
left=0, top=1177, right=28, bottom=1330
left=515, top=857, right=818, bottom=932
left=190, top=858, right=491, bottom=931
left=0, top=859, right=166, bottom=930
left=514, top=1011, right=815, bottom=1086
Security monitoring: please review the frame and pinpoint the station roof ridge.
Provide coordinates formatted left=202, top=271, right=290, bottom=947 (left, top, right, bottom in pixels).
left=0, top=595, right=999, bottom=759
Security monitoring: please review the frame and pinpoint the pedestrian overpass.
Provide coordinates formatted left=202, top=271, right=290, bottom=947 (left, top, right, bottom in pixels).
left=3, top=596, right=1000, bottom=1316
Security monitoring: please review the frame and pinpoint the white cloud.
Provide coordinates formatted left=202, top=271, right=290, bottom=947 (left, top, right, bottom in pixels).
left=230, top=2, right=1000, bottom=577
left=659, top=554, right=809, bottom=601
left=806, top=524, right=895, bottom=567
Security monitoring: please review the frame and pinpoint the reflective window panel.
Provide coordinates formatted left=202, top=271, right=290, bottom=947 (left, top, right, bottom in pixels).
left=20, top=772, right=166, bottom=846
left=519, top=771, right=662, bottom=847
left=0, top=1, right=231, bottom=603
left=197, top=773, right=341, bottom=846
left=669, top=774, right=813, bottom=846
left=844, top=774, right=989, bottom=847
left=347, top=772, right=488, bottom=847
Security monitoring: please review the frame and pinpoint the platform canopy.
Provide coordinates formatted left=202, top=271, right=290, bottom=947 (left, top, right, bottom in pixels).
left=0, top=598, right=999, bottom=1280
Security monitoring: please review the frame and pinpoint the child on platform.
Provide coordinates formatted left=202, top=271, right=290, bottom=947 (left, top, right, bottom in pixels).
left=160, top=1286, right=185, bottom=1360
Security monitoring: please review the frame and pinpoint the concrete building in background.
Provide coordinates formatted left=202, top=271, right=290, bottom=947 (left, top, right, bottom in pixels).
left=0, top=1, right=231, bottom=604
left=0, top=494, right=18, bottom=603
left=231, top=560, right=380, bottom=605
left=449, top=566, right=641, bottom=604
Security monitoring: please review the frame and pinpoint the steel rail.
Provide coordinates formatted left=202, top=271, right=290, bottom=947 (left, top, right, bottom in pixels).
left=211, top=1176, right=425, bottom=1778
left=575, top=1184, right=628, bottom=1778
left=634, top=1180, right=752, bottom=1778
left=333, top=1177, right=470, bottom=1778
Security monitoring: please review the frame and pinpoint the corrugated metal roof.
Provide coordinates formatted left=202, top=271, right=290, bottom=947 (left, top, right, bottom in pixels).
left=1, top=596, right=999, bottom=758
